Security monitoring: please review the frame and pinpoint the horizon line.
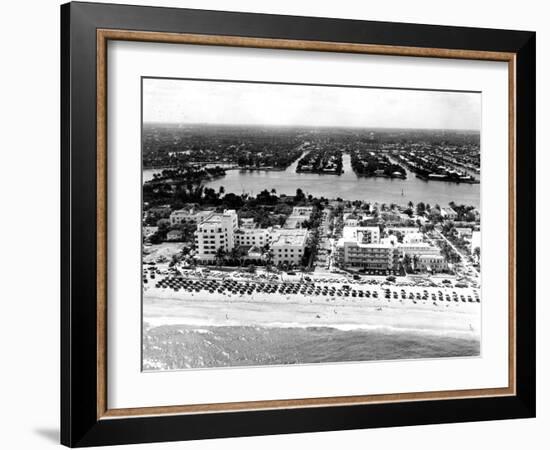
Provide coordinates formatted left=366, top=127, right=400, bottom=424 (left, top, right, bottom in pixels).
left=142, top=122, right=480, bottom=133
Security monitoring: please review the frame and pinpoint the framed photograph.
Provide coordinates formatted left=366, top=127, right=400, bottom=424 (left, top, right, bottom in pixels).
left=61, top=2, right=536, bottom=447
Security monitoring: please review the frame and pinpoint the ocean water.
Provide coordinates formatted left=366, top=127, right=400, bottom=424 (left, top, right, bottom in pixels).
left=142, top=324, right=480, bottom=371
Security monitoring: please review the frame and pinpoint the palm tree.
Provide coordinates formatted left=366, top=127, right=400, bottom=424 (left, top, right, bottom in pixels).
left=229, top=247, right=240, bottom=265
left=264, top=247, right=274, bottom=272
left=215, top=247, right=226, bottom=266
left=191, top=184, right=204, bottom=202
left=403, top=254, right=412, bottom=272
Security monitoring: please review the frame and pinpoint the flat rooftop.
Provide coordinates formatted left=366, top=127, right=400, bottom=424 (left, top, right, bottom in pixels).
left=399, top=242, right=433, bottom=248
left=272, top=234, right=307, bottom=247
left=272, top=229, right=308, bottom=247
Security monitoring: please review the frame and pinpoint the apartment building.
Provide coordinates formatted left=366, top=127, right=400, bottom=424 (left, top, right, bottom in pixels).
left=194, top=210, right=238, bottom=261
left=335, top=226, right=398, bottom=270
left=271, top=229, right=309, bottom=267
left=234, top=227, right=273, bottom=248
left=335, top=241, right=399, bottom=270
left=342, top=226, right=380, bottom=244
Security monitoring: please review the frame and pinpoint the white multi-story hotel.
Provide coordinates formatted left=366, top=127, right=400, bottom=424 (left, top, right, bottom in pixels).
left=192, top=209, right=310, bottom=266
left=194, top=210, right=238, bottom=261
left=234, top=227, right=273, bottom=248
left=271, top=229, right=309, bottom=267
left=335, top=241, right=399, bottom=270
left=335, top=226, right=398, bottom=270
left=342, top=226, right=381, bottom=244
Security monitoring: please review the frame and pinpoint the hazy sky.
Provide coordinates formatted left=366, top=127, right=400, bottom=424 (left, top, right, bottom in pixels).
left=143, top=78, right=480, bottom=130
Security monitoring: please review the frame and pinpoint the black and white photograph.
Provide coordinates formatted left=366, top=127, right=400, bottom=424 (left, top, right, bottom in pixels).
left=141, top=78, right=482, bottom=370
left=0, top=0, right=541, bottom=447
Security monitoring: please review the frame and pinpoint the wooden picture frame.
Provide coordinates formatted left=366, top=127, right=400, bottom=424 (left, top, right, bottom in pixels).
left=61, top=1, right=535, bottom=447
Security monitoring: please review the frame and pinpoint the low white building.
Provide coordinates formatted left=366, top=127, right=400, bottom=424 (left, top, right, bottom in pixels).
left=381, top=235, right=398, bottom=246
left=284, top=206, right=313, bottom=229
left=398, top=242, right=441, bottom=257
left=350, top=216, right=369, bottom=227
left=342, top=212, right=367, bottom=227
left=245, top=246, right=264, bottom=261
left=170, top=208, right=213, bottom=226
left=456, top=227, right=473, bottom=238
left=148, top=204, right=172, bottom=216
left=166, top=229, right=183, bottom=241
left=440, top=207, right=458, bottom=219
left=403, top=232, right=424, bottom=244
left=386, top=227, right=419, bottom=236
left=416, top=254, right=446, bottom=272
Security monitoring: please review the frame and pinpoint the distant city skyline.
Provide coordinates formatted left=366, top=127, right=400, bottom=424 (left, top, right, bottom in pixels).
left=143, top=78, right=481, bottom=131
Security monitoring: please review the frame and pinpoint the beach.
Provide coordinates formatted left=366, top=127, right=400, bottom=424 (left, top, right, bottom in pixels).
left=143, top=280, right=481, bottom=370
left=143, top=287, right=480, bottom=336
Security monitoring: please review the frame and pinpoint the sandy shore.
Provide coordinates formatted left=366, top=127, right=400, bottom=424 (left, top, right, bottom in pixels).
left=144, top=284, right=481, bottom=339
